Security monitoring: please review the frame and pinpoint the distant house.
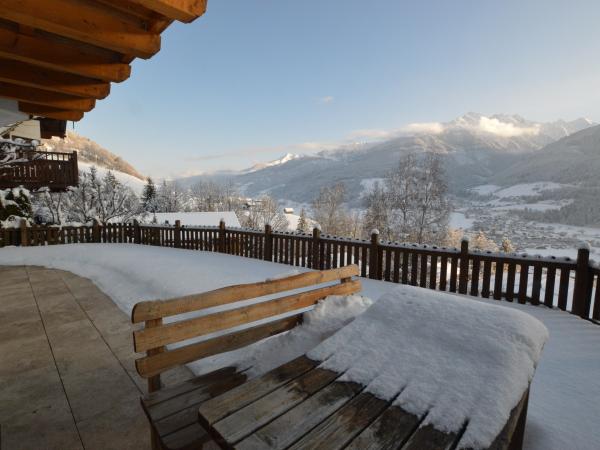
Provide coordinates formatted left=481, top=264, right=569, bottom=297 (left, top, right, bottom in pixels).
left=152, top=212, right=241, bottom=228
left=283, top=207, right=294, bottom=214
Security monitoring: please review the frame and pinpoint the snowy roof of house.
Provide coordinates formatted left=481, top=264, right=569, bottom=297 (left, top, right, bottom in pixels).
left=153, top=212, right=241, bottom=228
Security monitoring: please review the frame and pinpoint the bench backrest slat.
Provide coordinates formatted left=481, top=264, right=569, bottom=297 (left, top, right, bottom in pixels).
left=133, top=280, right=361, bottom=353
left=131, top=265, right=359, bottom=323
left=136, top=316, right=301, bottom=378
left=132, top=265, right=362, bottom=382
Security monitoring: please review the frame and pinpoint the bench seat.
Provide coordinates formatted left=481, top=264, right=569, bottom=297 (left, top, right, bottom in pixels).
left=141, top=366, right=248, bottom=450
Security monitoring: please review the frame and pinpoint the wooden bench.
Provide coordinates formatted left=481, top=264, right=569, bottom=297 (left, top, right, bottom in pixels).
left=131, top=265, right=362, bottom=450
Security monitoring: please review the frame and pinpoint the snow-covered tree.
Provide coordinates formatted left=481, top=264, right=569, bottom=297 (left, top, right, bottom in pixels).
left=471, top=231, right=499, bottom=252
left=242, top=195, right=288, bottom=231
left=363, top=181, right=393, bottom=240
left=312, top=182, right=351, bottom=235
left=296, top=208, right=309, bottom=232
left=364, top=152, right=451, bottom=244
left=141, top=177, right=158, bottom=213
left=0, top=187, right=32, bottom=225
left=501, top=237, right=515, bottom=253
left=156, top=180, right=186, bottom=213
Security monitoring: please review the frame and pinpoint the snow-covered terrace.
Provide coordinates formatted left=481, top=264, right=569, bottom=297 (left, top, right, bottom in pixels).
left=0, top=244, right=599, bottom=449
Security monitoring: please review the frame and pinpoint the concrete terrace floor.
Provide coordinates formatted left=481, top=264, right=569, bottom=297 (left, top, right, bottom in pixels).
left=0, top=266, right=192, bottom=450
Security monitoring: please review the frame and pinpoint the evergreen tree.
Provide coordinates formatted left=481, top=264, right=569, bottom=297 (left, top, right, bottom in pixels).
left=297, top=208, right=309, bottom=232
left=0, top=187, right=32, bottom=224
left=141, top=177, right=157, bottom=212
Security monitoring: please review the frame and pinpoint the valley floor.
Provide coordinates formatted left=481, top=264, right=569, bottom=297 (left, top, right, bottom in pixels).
left=0, top=245, right=598, bottom=449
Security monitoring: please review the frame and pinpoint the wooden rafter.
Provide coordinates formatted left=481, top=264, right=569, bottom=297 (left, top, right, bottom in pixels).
left=0, top=58, right=110, bottom=99
left=18, top=102, right=84, bottom=121
left=0, top=82, right=95, bottom=111
left=127, top=0, right=208, bottom=23
left=0, top=0, right=161, bottom=59
left=0, top=0, right=208, bottom=123
left=0, top=24, right=131, bottom=82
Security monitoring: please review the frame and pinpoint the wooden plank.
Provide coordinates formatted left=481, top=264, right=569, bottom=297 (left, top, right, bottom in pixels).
left=481, top=259, right=492, bottom=298
left=345, top=406, right=422, bottom=450
left=558, top=268, right=570, bottom=310
left=210, top=367, right=340, bottom=445
left=145, top=371, right=247, bottom=422
left=419, top=254, right=427, bottom=287
left=142, top=367, right=239, bottom=408
left=518, top=263, right=529, bottom=304
left=531, top=264, right=542, bottom=305
left=0, top=57, right=110, bottom=99
left=0, top=24, right=130, bottom=82
left=127, top=0, right=207, bottom=23
left=470, top=257, right=480, bottom=296
left=429, top=254, right=437, bottom=289
left=159, top=422, right=209, bottom=450
left=18, top=102, right=84, bottom=121
left=287, top=392, right=390, bottom=450
left=198, top=356, right=318, bottom=426
left=132, top=265, right=359, bottom=322
left=0, top=81, right=95, bottom=110
left=449, top=256, right=458, bottom=292
left=236, top=380, right=363, bottom=450
left=439, top=255, right=447, bottom=291
left=0, top=0, right=161, bottom=58
left=493, top=261, right=504, bottom=300
left=133, top=280, right=361, bottom=352
left=135, top=316, right=301, bottom=378
left=411, top=253, right=418, bottom=286
left=402, top=422, right=460, bottom=450
left=506, top=262, right=516, bottom=302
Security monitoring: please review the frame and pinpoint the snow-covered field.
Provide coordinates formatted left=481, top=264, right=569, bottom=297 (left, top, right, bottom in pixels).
left=0, top=245, right=598, bottom=449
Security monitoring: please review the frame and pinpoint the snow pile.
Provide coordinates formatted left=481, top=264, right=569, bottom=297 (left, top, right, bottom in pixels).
left=308, top=285, right=549, bottom=449
left=191, top=294, right=373, bottom=378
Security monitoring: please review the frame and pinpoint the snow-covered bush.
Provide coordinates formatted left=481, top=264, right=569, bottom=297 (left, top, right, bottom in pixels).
left=0, top=187, right=32, bottom=226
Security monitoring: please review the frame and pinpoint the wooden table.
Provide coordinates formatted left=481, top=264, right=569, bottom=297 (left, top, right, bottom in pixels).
left=196, top=355, right=496, bottom=450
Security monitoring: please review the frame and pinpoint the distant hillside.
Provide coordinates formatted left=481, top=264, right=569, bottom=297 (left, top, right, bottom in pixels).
left=491, top=124, right=600, bottom=187
left=43, top=131, right=145, bottom=181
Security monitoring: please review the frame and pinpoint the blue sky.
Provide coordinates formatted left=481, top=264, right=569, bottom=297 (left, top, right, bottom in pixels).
left=75, top=0, right=600, bottom=178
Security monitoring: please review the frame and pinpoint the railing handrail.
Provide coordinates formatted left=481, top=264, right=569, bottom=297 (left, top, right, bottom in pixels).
left=1, top=219, right=598, bottom=323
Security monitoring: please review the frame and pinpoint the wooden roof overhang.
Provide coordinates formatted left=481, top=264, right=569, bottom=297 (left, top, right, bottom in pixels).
left=0, top=0, right=207, bottom=133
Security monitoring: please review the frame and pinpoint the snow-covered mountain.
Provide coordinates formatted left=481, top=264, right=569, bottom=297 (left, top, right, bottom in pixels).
left=177, top=113, right=596, bottom=205
left=242, top=153, right=301, bottom=173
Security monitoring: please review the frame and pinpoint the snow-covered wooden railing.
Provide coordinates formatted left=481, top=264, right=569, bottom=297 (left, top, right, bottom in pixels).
left=0, top=148, right=78, bottom=191
left=1, top=219, right=599, bottom=323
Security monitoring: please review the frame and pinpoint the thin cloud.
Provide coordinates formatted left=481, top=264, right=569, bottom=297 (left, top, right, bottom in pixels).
left=318, top=95, right=334, bottom=104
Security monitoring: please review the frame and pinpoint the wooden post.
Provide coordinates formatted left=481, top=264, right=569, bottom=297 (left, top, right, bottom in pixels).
left=174, top=220, right=182, bottom=248
left=458, top=238, right=469, bottom=294
left=218, top=219, right=226, bottom=253
left=19, top=218, right=28, bottom=247
left=133, top=219, right=141, bottom=244
left=573, top=244, right=591, bottom=318
left=311, top=226, right=321, bottom=269
left=92, top=219, right=101, bottom=243
left=0, top=223, right=4, bottom=248
left=369, top=229, right=380, bottom=279
left=264, top=224, right=273, bottom=261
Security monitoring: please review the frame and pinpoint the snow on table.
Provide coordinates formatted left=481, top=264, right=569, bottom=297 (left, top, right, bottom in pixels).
left=308, top=285, right=548, bottom=449
left=0, top=244, right=599, bottom=450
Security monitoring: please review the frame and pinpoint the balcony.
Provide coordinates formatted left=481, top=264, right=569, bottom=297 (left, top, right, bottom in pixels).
left=0, top=148, right=78, bottom=191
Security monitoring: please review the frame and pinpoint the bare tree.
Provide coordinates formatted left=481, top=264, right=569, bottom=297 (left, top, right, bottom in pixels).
left=311, top=182, right=351, bottom=235
left=364, top=152, right=450, bottom=244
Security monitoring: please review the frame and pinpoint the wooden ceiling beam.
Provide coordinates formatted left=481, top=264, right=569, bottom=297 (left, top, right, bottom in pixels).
left=0, top=58, right=110, bottom=99
left=126, top=0, right=207, bottom=23
left=0, top=24, right=131, bottom=82
left=0, top=0, right=161, bottom=58
left=18, top=102, right=84, bottom=121
left=0, top=82, right=95, bottom=111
